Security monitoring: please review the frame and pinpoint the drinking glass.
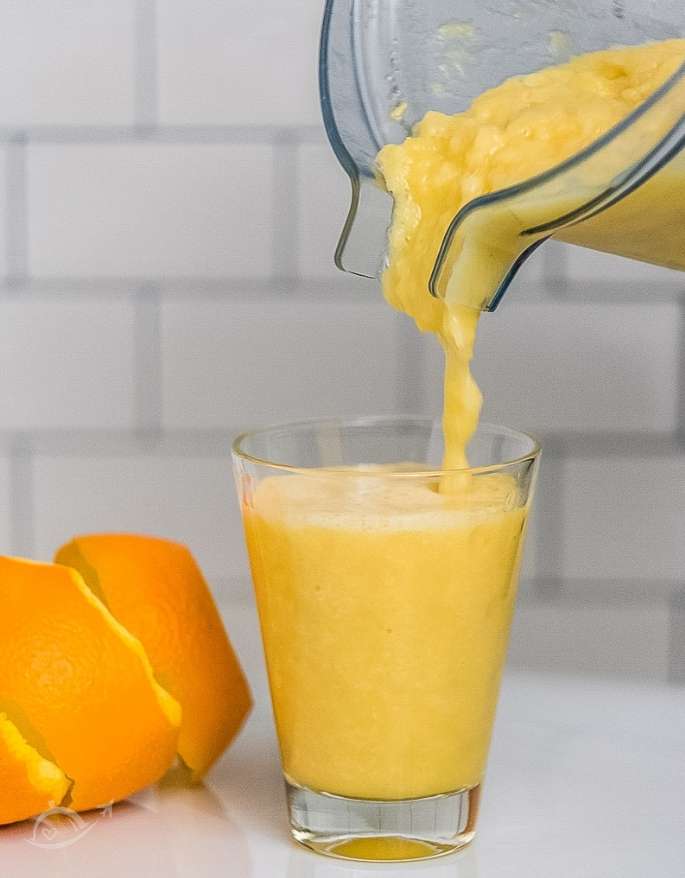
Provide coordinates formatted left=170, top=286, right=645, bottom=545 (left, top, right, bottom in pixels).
left=233, top=416, right=540, bottom=862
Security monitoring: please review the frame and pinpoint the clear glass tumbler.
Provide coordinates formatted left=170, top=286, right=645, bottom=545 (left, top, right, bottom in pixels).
left=232, top=416, right=540, bottom=862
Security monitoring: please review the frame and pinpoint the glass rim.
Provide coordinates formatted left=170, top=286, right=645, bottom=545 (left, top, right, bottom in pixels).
left=231, top=415, right=541, bottom=478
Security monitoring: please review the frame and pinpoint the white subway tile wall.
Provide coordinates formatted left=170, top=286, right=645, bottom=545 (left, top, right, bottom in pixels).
left=522, top=453, right=565, bottom=583
left=0, top=147, right=7, bottom=276
left=1, top=1, right=683, bottom=682
left=28, top=143, right=274, bottom=278
left=0, top=2, right=136, bottom=126
left=297, top=143, right=351, bottom=279
left=161, top=299, right=403, bottom=428
left=564, top=457, right=685, bottom=581
left=0, top=299, right=135, bottom=429
left=509, top=598, right=671, bottom=680
left=475, top=302, right=680, bottom=433
left=157, top=0, right=321, bottom=126
left=0, top=457, right=10, bottom=551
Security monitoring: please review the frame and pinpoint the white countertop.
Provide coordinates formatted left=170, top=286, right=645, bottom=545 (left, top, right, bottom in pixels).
left=3, top=603, right=684, bottom=878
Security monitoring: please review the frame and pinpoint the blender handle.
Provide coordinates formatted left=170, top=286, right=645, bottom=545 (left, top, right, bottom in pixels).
left=319, top=0, right=395, bottom=281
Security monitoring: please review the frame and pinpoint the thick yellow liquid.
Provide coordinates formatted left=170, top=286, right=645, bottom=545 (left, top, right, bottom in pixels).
left=377, top=38, right=685, bottom=467
left=244, top=40, right=685, bottom=803
left=245, top=473, right=525, bottom=799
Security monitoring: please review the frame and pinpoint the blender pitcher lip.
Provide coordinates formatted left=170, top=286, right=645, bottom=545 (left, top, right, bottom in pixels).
left=318, top=0, right=364, bottom=276
left=319, top=0, right=359, bottom=185
left=232, top=416, right=541, bottom=478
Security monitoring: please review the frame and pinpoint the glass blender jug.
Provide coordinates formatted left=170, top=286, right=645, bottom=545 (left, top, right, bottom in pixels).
left=320, top=0, right=685, bottom=310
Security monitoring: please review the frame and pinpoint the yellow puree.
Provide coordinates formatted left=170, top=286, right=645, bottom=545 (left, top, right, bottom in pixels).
left=245, top=40, right=684, bottom=801
left=378, top=38, right=685, bottom=468
left=246, top=473, right=525, bottom=799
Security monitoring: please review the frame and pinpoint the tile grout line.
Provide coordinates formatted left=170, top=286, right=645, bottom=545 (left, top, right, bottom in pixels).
left=677, top=298, right=685, bottom=446
left=9, top=434, right=34, bottom=557
left=0, top=276, right=682, bottom=302
left=0, top=276, right=383, bottom=298
left=271, top=130, right=301, bottom=284
left=134, top=0, right=158, bottom=131
left=133, top=284, right=163, bottom=435
left=533, top=438, right=566, bottom=599
left=522, top=577, right=683, bottom=604
left=1, top=428, right=683, bottom=457
left=395, top=315, right=431, bottom=414
left=5, top=132, right=28, bottom=287
left=543, top=241, right=569, bottom=299
left=0, top=125, right=326, bottom=145
left=667, top=588, right=685, bottom=685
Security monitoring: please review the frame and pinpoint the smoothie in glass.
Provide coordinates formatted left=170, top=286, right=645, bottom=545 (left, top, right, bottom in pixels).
left=243, top=469, right=527, bottom=800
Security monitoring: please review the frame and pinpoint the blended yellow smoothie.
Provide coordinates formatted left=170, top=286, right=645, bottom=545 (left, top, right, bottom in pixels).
left=246, top=472, right=525, bottom=799
left=244, top=40, right=684, bottom=802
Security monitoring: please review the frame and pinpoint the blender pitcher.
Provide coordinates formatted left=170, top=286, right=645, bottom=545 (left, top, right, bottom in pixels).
left=320, top=0, right=685, bottom=310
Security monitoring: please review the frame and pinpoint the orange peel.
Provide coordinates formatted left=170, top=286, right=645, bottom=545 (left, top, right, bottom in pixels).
left=0, top=712, right=70, bottom=826
left=56, top=535, right=251, bottom=780
left=0, top=557, right=181, bottom=813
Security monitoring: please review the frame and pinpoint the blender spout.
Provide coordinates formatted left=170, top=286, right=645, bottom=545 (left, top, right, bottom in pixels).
left=334, top=174, right=394, bottom=282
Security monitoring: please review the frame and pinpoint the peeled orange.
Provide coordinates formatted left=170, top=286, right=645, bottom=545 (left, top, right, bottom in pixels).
left=0, top=557, right=182, bottom=813
left=0, top=713, right=70, bottom=826
left=55, top=535, right=251, bottom=780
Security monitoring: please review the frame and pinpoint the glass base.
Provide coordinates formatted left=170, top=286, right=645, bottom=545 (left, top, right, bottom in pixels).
left=285, top=778, right=480, bottom=862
